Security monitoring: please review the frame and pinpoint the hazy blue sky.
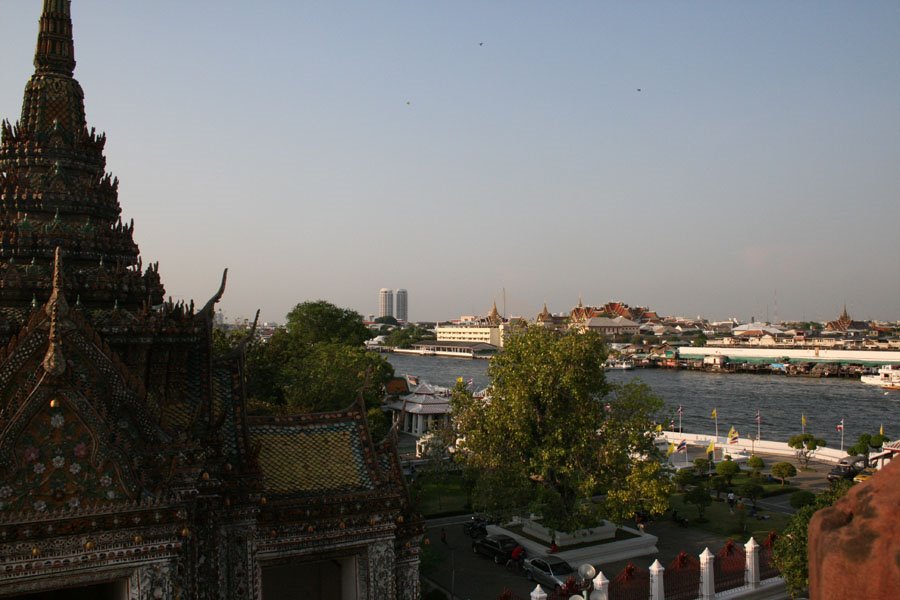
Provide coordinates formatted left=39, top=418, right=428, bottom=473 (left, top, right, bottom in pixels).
left=1, top=1, right=898, bottom=323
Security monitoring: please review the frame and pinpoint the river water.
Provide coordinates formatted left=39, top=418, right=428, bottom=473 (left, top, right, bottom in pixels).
left=387, top=354, right=899, bottom=448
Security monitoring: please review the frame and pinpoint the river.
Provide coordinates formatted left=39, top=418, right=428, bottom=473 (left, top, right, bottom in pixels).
left=387, top=354, right=899, bottom=449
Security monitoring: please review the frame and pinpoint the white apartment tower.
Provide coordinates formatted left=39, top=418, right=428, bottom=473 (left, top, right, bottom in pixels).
left=379, top=288, right=394, bottom=319
left=395, top=289, right=408, bottom=322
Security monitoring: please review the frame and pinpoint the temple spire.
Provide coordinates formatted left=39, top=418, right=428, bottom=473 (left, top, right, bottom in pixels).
left=34, top=0, right=76, bottom=76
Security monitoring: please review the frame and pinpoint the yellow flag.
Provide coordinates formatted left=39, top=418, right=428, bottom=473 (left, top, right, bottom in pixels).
left=667, top=443, right=676, bottom=457
left=706, top=440, right=715, bottom=454
left=711, top=408, right=717, bottom=419
left=801, top=414, right=807, bottom=427
left=880, top=423, right=884, bottom=436
left=655, top=423, right=663, bottom=433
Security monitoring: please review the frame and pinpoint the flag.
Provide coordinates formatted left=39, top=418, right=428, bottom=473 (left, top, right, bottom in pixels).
left=669, top=418, right=675, bottom=430
left=801, top=413, right=807, bottom=427
left=728, top=426, right=739, bottom=444
left=711, top=408, right=717, bottom=419
left=677, top=439, right=687, bottom=453
left=667, top=443, right=676, bottom=457
left=677, top=405, right=684, bottom=416
left=836, top=419, right=844, bottom=432
left=755, top=409, right=761, bottom=424
left=655, top=423, right=663, bottom=433
left=705, top=440, right=715, bottom=454
left=880, top=423, right=884, bottom=436
left=466, top=378, right=474, bottom=387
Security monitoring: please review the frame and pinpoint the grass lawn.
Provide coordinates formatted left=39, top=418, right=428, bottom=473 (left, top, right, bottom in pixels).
left=670, top=493, right=790, bottom=541
left=413, top=475, right=471, bottom=518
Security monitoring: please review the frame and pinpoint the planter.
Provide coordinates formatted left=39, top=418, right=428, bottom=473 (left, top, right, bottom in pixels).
left=520, top=518, right=617, bottom=546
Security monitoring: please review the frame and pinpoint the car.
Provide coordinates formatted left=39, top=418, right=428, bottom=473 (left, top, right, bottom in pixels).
left=472, top=534, right=519, bottom=565
left=853, top=467, right=877, bottom=483
left=826, top=465, right=859, bottom=482
left=523, top=555, right=577, bottom=589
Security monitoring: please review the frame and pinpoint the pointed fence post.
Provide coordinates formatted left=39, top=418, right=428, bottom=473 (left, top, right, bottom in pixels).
left=591, top=571, right=609, bottom=600
left=699, top=547, right=716, bottom=600
left=649, top=559, right=665, bottom=600
left=530, top=584, right=548, bottom=600
left=745, top=537, right=760, bottom=588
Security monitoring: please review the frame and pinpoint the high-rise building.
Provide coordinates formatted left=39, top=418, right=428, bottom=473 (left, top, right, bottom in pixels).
left=396, top=289, right=408, bottom=322
left=379, top=288, right=394, bottom=318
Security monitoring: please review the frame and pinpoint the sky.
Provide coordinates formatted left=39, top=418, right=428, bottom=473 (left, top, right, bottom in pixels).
left=1, top=1, right=899, bottom=324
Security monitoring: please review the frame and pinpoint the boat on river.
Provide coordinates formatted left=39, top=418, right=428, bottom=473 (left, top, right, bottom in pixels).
left=860, top=365, right=900, bottom=390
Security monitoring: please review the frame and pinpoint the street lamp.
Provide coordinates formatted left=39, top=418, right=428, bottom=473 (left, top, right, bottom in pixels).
left=571, top=563, right=606, bottom=600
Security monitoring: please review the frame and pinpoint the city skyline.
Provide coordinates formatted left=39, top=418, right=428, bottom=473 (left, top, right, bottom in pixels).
left=1, top=2, right=898, bottom=324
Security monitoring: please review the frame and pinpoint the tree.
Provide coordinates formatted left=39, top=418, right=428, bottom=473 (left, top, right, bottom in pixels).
left=715, top=460, right=740, bottom=486
left=452, top=327, right=667, bottom=531
left=374, top=315, right=399, bottom=326
left=693, top=457, right=710, bottom=476
left=771, top=462, right=797, bottom=486
left=747, top=455, right=765, bottom=478
left=738, top=482, right=764, bottom=507
left=787, top=433, right=826, bottom=469
left=605, top=460, right=674, bottom=523
left=673, top=469, right=694, bottom=492
left=846, top=433, right=887, bottom=457
left=285, top=300, right=372, bottom=346
left=773, top=480, right=852, bottom=598
left=789, top=490, right=815, bottom=509
left=383, top=325, right=435, bottom=349
left=684, top=485, right=712, bottom=521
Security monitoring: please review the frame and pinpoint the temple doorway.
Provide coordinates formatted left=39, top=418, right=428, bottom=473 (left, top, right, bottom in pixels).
left=9, top=580, right=126, bottom=599
left=261, top=556, right=357, bottom=600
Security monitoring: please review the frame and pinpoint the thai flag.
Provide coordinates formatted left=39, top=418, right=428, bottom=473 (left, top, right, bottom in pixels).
left=677, top=439, right=687, bottom=453
left=755, top=409, right=761, bottom=424
left=836, top=419, right=844, bottom=432
left=677, top=405, right=683, bottom=416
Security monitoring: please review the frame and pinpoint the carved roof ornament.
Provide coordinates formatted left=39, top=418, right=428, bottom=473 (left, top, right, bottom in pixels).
left=42, top=247, right=68, bottom=376
left=34, top=0, right=76, bottom=76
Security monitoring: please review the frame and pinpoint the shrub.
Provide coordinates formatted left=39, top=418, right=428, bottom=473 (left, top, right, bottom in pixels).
left=790, top=490, right=816, bottom=509
left=747, top=455, right=765, bottom=477
left=771, top=462, right=797, bottom=486
left=716, top=460, right=741, bottom=485
left=738, top=482, right=765, bottom=507
left=684, top=486, right=712, bottom=521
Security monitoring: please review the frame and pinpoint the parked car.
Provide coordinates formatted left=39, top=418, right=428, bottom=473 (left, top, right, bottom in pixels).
left=523, top=555, right=577, bottom=589
left=853, top=467, right=877, bottom=483
left=472, top=534, right=519, bottom=564
left=826, top=465, right=859, bottom=482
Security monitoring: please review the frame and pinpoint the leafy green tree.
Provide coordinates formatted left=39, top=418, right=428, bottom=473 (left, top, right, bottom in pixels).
left=771, top=462, right=797, bottom=486
left=452, top=327, right=667, bottom=531
left=374, top=315, right=399, bottom=326
left=673, top=469, right=694, bottom=492
left=282, top=342, right=393, bottom=412
left=693, top=457, right=710, bottom=476
left=285, top=300, right=372, bottom=346
left=684, top=485, right=712, bottom=521
left=711, top=475, right=728, bottom=499
left=715, top=460, right=740, bottom=486
left=747, top=455, right=765, bottom=478
left=383, top=325, right=435, bottom=349
left=773, top=480, right=852, bottom=598
left=846, top=433, right=887, bottom=457
left=738, top=482, right=764, bottom=507
left=606, top=460, right=674, bottom=523
left=787, top=433, right=826, bottom=469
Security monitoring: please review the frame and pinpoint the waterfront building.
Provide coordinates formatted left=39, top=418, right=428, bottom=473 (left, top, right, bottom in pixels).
left=435, top=302, right=507, bottom=346
left=384, top=383, right=451, bottom=437
left=395, top=289, right=408, bottom=322
left=379, top=288, right=394, bottom=319
left=0, top=4, right=420, bottom=599
left=581, top=316, right=640, bottom=337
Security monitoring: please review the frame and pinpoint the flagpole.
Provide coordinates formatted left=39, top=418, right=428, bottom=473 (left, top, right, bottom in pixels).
left=715, top=414, right=719, bottom=460
left=757, top=410, right=761, bottom=442
left=841, top=418, right=845, bottom=453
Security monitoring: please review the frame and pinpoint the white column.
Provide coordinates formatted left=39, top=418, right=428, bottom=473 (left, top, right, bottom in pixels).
left=591, top=571, right=609, bottom=600
left=745, top=537, right=760, bottom=588
left=530, top=584, right=548, bottom=600
left=699, top=547, right=715, bottom=600
left=649, top=559, right=665, bottom=600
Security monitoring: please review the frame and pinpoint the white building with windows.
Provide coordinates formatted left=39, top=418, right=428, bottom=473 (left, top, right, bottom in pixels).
left=396, top=288, right=408, bottom=322
left=378, top=288, right=393, bottom=318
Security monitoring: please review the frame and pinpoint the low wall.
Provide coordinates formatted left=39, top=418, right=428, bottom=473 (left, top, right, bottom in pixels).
left=520, top=518, right=616, bottom=545
left=661, top=431, right=847, bottom=464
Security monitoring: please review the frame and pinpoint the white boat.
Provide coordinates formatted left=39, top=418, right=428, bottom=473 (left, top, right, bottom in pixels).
left=860, top=365, right=900, bottom=390
left=606, top=359, right=635, bottom=370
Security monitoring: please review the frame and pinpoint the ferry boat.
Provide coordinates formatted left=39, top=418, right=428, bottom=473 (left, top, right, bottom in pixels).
left=606, top=359, right=635, bottom=370
left=860, top=365, right=900, bottom=390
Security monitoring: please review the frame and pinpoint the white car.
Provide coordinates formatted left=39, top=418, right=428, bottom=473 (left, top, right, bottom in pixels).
left=523, top=555, right=577, bottom=589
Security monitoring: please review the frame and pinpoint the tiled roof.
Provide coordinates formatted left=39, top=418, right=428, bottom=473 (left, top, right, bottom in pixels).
left=250, top=418, right=376, bottom=496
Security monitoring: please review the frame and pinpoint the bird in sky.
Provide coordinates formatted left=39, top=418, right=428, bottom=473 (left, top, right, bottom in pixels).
left=406, top=101, right=411, bottom=106
left=637, top=88, right=642, bottom=92
left=479, top=42, right=484, bottom=46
